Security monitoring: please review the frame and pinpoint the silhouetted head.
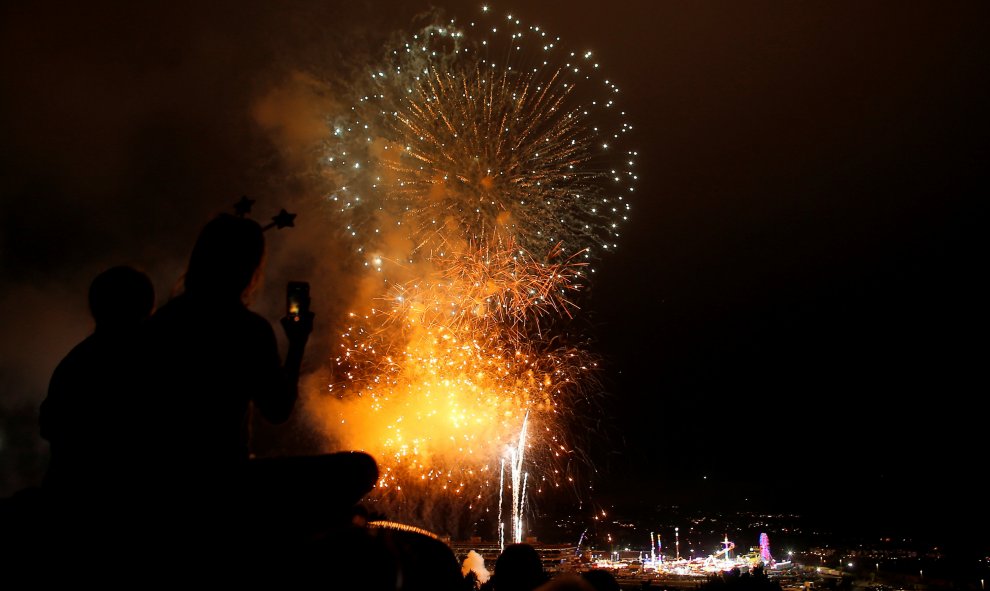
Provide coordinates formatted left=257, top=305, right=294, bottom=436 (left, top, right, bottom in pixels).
left=184, top=214, right=265, bottom=302
left=89, top=266, right=155, bottom=331
left=581, top=570, right=620, bottom=591
left=493, top=543, right=546, bottom=591
left=351, top=504, right=369, bottom=527
left=538, top=574, right=595, bottom=591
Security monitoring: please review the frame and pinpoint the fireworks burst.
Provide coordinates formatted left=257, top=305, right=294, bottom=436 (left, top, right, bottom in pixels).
left=311, top=6, right=635, bottom=533
left=325, top=9, right=636, bottom=260
left=387, top=238, right=588, bottom=335
left=329, top=246, right=596, bottom=493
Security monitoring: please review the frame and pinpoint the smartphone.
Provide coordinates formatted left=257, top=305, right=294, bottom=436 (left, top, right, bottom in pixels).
left=287, top=281, right=310, bottom=320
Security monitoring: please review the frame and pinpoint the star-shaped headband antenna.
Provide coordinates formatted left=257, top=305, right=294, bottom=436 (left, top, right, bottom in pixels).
left=233, top=195, right=255, bottom=217
left=262, top=209, right=297, bottom=232
left=232, top=197, right=296, bottom=232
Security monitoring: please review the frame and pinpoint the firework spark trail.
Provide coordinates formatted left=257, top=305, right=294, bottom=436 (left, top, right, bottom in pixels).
left=384, top=238, right=588, bottom=337
left=310, top=7, right=636, bottom=532
left=329, top=286, right=595, bottom=493
left=383, top=65, right=598, bottom=256
left=508, top=412, right=528, bottom=545
left=498, top=456, right=505, bottom=548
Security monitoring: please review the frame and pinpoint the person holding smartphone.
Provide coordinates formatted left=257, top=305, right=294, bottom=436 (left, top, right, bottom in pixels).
left=137, top=213, right=314, bottom=486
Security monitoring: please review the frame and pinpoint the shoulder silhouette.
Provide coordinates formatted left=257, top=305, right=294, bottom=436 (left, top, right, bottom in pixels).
left=40, top=265, right=154, bottom=494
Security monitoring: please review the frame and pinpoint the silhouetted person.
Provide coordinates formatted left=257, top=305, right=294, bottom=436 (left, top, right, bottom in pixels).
left=26, top=266, right=155, bottom=565
left=351, top=503, right=370, bottom=527
left=536, top=574, right=595, bottom=591
left=40, top=265, right=155, bottom=495
left=581, top=570, right=621, bottom=591
left=366, top=522, right=465, bottom=591
left=138, top=214, right=313, bottom=483
left=120, top=213, right=314, bottom=561
left=699, top=566, right=782, bottom=591
left=481, top=543, right=548, bottom=591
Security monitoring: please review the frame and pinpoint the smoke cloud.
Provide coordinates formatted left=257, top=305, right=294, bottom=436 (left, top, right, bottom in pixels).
left=461, top=550, right=491, bottom=583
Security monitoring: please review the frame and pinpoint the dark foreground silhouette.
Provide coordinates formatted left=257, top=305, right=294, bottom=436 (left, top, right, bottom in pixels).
left=481, top=543, right=550, bottom=591
left=138, top=214, right=312, bottom=475
left=0, top=215, right=398, bottom=579
left=699, top=566, right=784, bottom=591
left=40, top=265, right=155, bottom=496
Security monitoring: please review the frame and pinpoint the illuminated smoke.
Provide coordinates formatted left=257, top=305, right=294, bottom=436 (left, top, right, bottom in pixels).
left=307, top=6, right=635, bottom=533
left=461, top=549, right=491, bottom=583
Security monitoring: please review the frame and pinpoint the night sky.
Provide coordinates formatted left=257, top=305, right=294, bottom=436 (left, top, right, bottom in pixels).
left=1, top=1, right=986, bottom=548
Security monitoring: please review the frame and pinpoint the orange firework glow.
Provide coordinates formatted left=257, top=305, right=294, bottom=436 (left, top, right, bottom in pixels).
left=307, top=7, right=634, bottom=531
left=324, top=239, right=595, bottom=497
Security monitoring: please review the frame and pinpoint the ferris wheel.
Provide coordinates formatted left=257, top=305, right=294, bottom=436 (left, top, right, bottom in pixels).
left=759, top=533, right=775, bottom=566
